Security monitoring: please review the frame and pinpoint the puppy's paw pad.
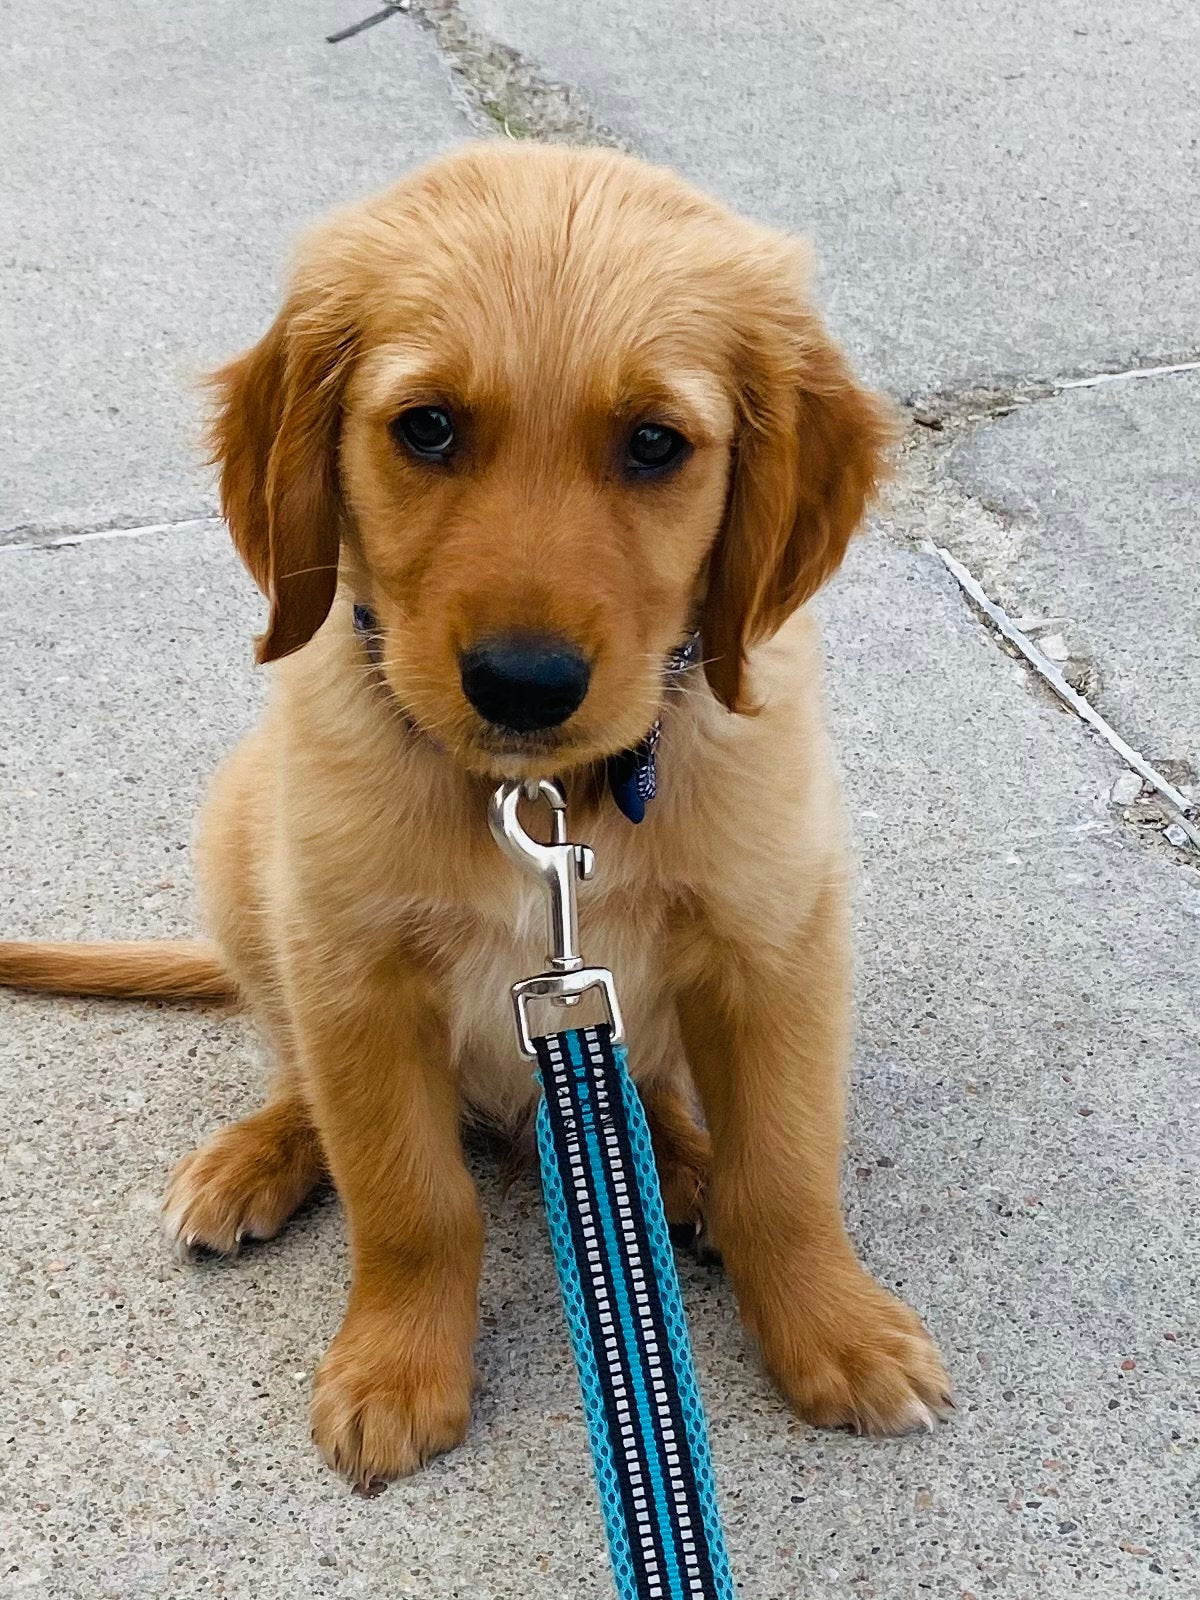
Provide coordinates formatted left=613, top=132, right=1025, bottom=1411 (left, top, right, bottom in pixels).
left=162, top=1109, right=322, bottom=1259
left=311, top=1317, right=473, bottom=1486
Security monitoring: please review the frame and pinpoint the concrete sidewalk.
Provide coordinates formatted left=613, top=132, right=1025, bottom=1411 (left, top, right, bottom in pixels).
left=2, top=4, right=1197, bottom=1599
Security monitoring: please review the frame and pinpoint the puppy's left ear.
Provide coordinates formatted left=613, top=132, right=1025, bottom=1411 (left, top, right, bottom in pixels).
left=702, top=255, right=895, bottom=712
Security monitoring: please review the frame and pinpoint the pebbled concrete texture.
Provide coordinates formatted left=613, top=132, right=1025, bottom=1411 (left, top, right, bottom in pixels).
left=461, top=0, right=1200, bottom=395
left=946, top=371, right=1200, bottom=783
left=0, top=1, right=472, bottom=540
left=2, top=524, right=1197, bottom=1599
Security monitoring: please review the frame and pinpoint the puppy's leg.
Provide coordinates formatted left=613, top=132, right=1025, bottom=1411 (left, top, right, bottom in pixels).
left=295, top=950, right=482, bottom=1485
left=641, top=1079, right=711, bottom=1239
left=674, top=886, right=951, bottom=1435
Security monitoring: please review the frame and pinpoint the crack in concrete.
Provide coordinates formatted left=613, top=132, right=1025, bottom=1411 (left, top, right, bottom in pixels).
left=877, top=430, right=1199, bottom=867
left=903, top=349, right=1200, bottom=426
left=0, top=514, right=222, bottom=553
left=879, top=429, right=1198, bottom=868
left=1056, top=358, right=1200, bottom=390
left=410, top=0, right=629, bottom=147
left=891, top=349, right=1197, bottom=757
left=931, top=543, right=1200, bottom=858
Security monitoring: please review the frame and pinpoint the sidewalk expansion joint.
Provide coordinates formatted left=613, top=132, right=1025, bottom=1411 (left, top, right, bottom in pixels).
left=0, top=515, right=222, bottom=553
left=904, top=350, right=1200, bottom=429
left=409, top=0, right=629, bottom=147
left=927, top=541, right=1200, bottom=861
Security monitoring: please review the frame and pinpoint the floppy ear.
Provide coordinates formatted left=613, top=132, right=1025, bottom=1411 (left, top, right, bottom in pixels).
left=702, top=283, right=895, bottom=712
left=207, top=286, right=354, bottom=664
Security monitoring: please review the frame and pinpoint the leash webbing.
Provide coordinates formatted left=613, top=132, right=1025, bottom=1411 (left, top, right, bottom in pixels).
left=533, top=1023, right=735, bottom=1600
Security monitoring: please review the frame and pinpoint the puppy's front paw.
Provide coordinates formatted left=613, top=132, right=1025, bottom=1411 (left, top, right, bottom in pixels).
left=162, top=1102, right=324, bottom=1260
left=311, top=1310, right=473, bottom=1487
left=759, top=1265, right=952, bottom=1437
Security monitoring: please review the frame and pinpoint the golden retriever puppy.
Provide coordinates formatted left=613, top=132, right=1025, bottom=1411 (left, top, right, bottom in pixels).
left=0, top=142, right=950, bottom=1485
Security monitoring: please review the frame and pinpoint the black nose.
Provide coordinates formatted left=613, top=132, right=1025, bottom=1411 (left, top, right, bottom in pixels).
left=460, top=633, right=591, bottom=734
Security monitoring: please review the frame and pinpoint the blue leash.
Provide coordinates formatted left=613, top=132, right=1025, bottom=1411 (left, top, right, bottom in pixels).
left=490, top=782, right=735, bottom=1600
left=535, top=1025, right=735, bottom=1599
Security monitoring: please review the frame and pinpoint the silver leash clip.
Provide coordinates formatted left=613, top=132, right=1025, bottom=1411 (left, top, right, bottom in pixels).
left=489, top=778, right=625, bottom=1060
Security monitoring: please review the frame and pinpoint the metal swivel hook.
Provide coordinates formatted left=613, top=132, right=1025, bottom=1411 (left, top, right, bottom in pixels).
left=488, top=779, right=624, bottom=1060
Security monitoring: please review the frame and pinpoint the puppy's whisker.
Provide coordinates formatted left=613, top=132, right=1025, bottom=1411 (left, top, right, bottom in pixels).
left=275, top=564, right=342, bottom=582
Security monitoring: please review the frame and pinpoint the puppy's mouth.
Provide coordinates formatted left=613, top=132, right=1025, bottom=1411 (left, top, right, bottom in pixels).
left=463, top=721, right=605, bottom=779
left=473, top=725, right=564, bottom=762
left=396, top=690, right=667, bottom=787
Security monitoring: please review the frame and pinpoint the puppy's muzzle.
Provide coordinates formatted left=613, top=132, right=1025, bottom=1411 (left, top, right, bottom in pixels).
left=459, top=633, right=591, bottom=734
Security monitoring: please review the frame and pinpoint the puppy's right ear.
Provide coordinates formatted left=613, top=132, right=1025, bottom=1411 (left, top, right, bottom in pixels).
left=207, top=283, right=354, bottom=664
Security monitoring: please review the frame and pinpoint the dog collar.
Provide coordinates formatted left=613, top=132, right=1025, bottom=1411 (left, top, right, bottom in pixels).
left=351, top=604, right=700, bottom=824
left=604, top=631, right=701, bottom=822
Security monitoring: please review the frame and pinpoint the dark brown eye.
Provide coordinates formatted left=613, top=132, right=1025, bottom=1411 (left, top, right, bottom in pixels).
left=627, top=423, right=687, bottom=474
left=391, top=406, right=455, bottom=459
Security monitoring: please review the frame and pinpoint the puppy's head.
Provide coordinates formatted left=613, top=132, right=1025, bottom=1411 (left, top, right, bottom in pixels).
left=210, top=144, right=892, bottom=774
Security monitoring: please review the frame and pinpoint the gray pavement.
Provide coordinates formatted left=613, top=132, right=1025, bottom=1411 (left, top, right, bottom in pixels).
left=0, top=0, right=470, bottom=537
left=1, top=3, right=1197, bottom=1599
left=462, top=0, right=1200, bottom=395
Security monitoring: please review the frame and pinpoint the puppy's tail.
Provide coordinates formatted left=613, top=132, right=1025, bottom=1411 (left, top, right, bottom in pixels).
left=0, top=939, right=235, bottom=1001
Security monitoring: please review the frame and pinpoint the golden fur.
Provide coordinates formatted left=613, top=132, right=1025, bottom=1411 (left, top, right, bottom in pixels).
left=0, top=143, right=949, bottom=1484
